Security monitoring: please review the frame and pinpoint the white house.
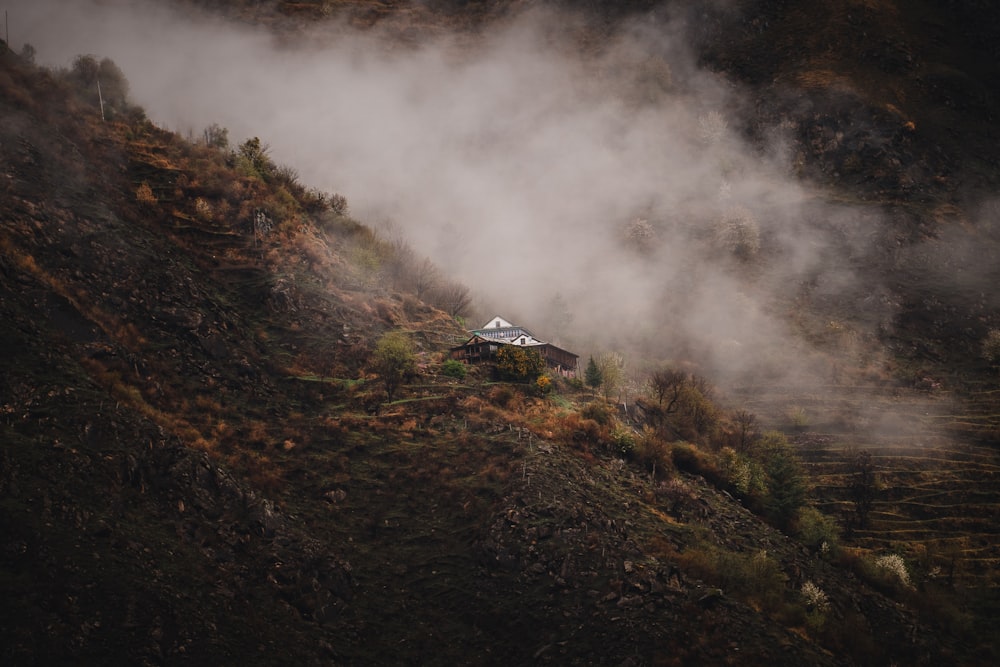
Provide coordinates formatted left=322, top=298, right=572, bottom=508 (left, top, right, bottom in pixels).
left=450, top=315, right=578, bottom=376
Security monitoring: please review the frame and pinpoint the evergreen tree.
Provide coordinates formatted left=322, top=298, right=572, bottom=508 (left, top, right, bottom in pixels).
left=584, top=356, right=603, bottom=395
left=760, top=432, right=808, bottom=528
left=847, top=448, right=878, bottom=529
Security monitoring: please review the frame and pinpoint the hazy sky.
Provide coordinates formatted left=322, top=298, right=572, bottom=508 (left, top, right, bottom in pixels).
left=9, top=0, right=906, bottom=394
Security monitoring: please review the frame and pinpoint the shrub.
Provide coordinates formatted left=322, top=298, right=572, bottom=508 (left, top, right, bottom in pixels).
left=697, top=110, right=728, bottom=145
left=719, top=446, right=767, bottom=499
left=441, top=358, right=467, bottom=379
left=670, top=442, right=720, bottom=483
left=609, top=424, right=636, bottom=458
left=135, top=182, right=156, bottom=206
left=194, top=197, right=213, bottom=221
left=634, top=427, right=672, bottom=477
left=557, top=412, right=605, bottom=451
left=872, top=553, right=912, bottom=588
left=535, top=374, right=552, bottom=395
left=714, top=206, right=760, bottom=260
left=328, top=193, right=349, bottom=216
left=487, top=385, right=515, bottom=408
left=581, top=401, right=614, bottom=426
left=673, top=543, right=790, bottom=615
left=982, top=328, right=1000, bottom=366
left=795, top=506, right=841, bottom=555
left=801, top=580, right=830, bottom=630
left=786, top=405, right=810, bottom=429
left=801, top=580, right=830, bottom=612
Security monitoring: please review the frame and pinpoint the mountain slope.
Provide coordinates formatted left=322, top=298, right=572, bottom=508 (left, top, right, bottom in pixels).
left=2, top=13, right=999, bottom=667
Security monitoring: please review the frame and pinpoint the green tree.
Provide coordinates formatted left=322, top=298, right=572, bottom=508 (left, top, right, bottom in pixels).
left=596, top=351, right=624, bottom=402
left=372, top=331, right=416, bottom=402
left=759, top=431, right=808, bottom=528
left=237, top=136, right=274, bottom=179
left=71, top=54, right=100, bottom=86
left=496, top=346, right=545, bottom=381
left=97, top=57, right=129, bottom=114
left=584, top=356, right=603, bottom=395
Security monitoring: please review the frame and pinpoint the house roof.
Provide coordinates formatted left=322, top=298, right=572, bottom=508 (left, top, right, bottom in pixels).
left=473, top=315, right=542, bottom=342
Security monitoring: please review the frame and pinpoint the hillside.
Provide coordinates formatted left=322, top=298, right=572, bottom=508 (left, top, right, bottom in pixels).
left=3, top=2, right=1000, bottom=665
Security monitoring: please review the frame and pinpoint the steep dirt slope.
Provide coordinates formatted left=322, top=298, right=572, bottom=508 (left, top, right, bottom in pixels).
left=2, top=45, right=992, bottom=665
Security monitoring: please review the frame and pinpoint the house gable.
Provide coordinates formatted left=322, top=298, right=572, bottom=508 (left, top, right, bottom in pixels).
left=483, top=316, right=514, bottom=330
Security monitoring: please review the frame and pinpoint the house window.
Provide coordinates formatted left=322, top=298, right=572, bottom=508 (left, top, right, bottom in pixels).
left=495, top=320, right=501, bottom=328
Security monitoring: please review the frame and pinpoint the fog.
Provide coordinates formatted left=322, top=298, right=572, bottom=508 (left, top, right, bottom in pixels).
left=10, top=0, right=905, bottom=395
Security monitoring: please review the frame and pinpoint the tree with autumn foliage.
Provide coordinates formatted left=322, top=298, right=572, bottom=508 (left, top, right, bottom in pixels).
left=496, top=345, right=545, bottom=381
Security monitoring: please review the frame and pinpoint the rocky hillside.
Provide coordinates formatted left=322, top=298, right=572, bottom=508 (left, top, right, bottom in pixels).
left=3, top=3, right=1000, bottom=666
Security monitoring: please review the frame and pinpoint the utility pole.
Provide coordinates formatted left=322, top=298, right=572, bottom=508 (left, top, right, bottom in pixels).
left=97, top=78, right=105, bottom=121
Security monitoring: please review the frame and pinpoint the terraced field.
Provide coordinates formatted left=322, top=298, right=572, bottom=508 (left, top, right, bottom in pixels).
left=734, top=385, right=1000, bottom=587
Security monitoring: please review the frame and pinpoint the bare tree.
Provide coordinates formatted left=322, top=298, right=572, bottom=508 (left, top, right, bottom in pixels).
left=411, top=257, right=440, bottom=300
left=625, top=217, right=656, bottom=253
left=202, top=123, right=230, bottom=150
left=649, top=368, right=687, bottom=412
left=431, top=281, right=472, bottom=319
left=732, top=409, right=760, bottom=454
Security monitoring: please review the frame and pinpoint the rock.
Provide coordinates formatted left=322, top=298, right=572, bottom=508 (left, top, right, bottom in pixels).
left=159, top=307, right=202, bottom=330
left=324, top=488, right=347, bottom=503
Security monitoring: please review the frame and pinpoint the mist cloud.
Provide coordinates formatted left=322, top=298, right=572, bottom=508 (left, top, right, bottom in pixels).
left=10, top=0, right=901, bottom=391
